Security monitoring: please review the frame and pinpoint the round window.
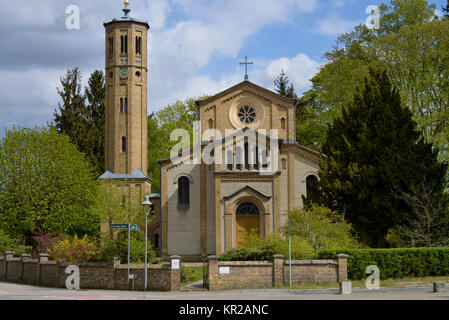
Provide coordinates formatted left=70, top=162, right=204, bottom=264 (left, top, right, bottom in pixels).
left=238, top=106, right=256, bottom=124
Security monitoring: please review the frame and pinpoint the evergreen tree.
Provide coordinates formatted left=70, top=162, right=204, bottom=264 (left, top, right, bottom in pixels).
left=84, top=70, right=105, bottom=173
left=53, top=68, right=106, bottom=174
left=53, top=68, right=87, bottom=153
left=314, top=67, right=447, bottom=247
left=274, top=70, right=295, bottom=99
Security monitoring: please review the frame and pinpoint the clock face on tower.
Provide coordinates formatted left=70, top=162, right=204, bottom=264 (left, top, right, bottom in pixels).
left=119, top=68, right=128, bottom=79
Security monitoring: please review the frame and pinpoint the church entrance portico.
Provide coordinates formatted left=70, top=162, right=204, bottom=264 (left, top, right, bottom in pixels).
left=222, top=185, right=271, bottom=251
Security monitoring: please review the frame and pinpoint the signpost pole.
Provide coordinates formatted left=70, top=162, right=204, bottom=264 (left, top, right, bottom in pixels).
left=128, top=223, right=130, bottom=290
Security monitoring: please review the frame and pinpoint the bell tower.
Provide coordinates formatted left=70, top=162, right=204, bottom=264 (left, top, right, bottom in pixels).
left=104, top=0, right=149, bottom=175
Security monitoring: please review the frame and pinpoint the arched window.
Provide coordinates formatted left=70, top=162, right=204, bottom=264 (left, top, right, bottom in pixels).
left=236, top=146, right=242, bottom=171
left=120, top=98, right=124, bottom=113
left=236, top=203, right=259, bottom=215
left=178, top=176, right=190, bottom=207
left=306, top=175, right=318, bottom=196
left=108, top=37, right=114, bottom=56
left=121, top=137, right=127, bottom=153
left=124, top=97, right=128, bottom=113
left=227, top=150, right=233, bottom=171
left=281, top=118, right=286, bottom=130
left=244, top=142, right=250, bottom=170
left=136, top=36, right=142, bottom=55
left=208, top=119, right=214, bottom=129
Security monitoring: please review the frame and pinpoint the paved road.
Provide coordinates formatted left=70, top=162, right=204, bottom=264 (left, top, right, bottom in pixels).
left=0, top=282, right=448, bottom=300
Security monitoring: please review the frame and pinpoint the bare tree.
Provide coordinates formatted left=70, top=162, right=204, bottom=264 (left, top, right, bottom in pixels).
left=393, top=182, right=447, bottom=247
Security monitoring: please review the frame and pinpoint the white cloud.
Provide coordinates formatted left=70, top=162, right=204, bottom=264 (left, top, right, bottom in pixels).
left=0, top=0, right=324, bottom=130
left=263, top=53, right=321, bottom=93
left=314, top=13, right=360, bottom=36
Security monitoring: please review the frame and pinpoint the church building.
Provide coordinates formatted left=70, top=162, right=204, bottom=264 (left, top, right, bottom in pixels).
left=101, top=2, right=321, bottom=261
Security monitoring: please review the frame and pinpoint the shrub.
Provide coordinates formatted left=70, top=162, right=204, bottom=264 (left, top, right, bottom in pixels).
left=219, top=248, right=271, bottom=261
left=100, top=230, right=157, bottom=264
left=317, top=248, right=449, bottom=280
left=48, top=235, right=98, bottom=262
left=0, top=229, right=31, bottom=255
left=220, top=233, right=314, bottom=261
left=283, top=206, right=362, bottom=251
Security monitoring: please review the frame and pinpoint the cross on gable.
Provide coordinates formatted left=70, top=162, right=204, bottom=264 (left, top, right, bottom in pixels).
left=239, top=56, right=253, bottom=81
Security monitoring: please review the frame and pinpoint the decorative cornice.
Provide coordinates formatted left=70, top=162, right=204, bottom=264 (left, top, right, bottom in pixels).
left=216, top=171, right=281, bottom=182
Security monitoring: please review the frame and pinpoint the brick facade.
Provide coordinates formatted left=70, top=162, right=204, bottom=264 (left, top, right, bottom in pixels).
left=0, top=253, right=181, bottom=291
left=205, top=254, right=348, bottom=290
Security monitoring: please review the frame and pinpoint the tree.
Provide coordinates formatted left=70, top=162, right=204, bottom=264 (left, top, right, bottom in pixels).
left=274, top=70, right=295, bottom=99
left=84, top=70, right=105, bottom=173
left=92, top=180, right=156, bottom=263
left=148, top=97, right=204, bottom=193
left=0, top=127, right=99, bottom=245
left=314, top=68, right=447, bottom=247
left=304, top=1, right=449, bottom=162
left=53, top=68, right=106, bottom=175
left=393, top=182, right=449, bottom=247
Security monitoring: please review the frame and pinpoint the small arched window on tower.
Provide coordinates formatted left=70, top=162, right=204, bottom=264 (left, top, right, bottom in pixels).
left=136, top=36, right=142, bottom=55
left=124, top=97, right=128, bottom=113
left=208, top=119, right=214, bottom=129
left=120, top=98, right=124, bottom=113
left=108, top=37, right=114, bottom=57
left=121, top=35, right=128, bottom=55
left=306, top=175, right=318, bottom=197
left=121, top=137, right=127, bottom=153
left=281, top=118, right=286, bottom=130
left=178, top=176, right=190, bottom=208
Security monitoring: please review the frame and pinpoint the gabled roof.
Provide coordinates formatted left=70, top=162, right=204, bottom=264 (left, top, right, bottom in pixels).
left=223, top=185, right=271, bottom=201
left=197, top=80, right=296, bottom=107
left=98, top=168, right=152, bottom=182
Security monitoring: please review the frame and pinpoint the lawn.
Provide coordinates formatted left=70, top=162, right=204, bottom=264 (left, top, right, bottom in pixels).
left=181, top=266, right=204, bottom=286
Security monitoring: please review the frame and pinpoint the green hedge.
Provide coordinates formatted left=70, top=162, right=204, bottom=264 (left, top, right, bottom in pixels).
left=317, top=248, right=449, bottom=280
left=219, top=248, right=274, bottom=261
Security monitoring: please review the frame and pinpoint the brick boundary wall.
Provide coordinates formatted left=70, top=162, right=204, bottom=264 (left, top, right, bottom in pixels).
left=0, top=252, right=181, bottom=291
left=206, top=254, right=348, bottom=290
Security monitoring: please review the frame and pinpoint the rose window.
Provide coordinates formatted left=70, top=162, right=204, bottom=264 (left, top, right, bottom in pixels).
left=238, top=106, right=256, bottom=124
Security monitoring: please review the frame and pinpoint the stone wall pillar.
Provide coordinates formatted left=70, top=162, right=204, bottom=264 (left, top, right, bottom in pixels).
left=37, top=254, right=49, bottom=286
left=169, top=255, right=181, bottom=291
left=5, top=251, right=14, bottom=260
left=4, top=252, right=14, bottom=282
left=273, top=254, right=284, bottom=287
left=207, top=255, right=219, bottom=291
left=337, top=254, right=349, bottom=282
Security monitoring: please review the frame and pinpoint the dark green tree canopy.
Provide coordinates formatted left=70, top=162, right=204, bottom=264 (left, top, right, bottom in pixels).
left=53, top=68, right=105, bottom=174
left=314, top=67, right=447, bottom=247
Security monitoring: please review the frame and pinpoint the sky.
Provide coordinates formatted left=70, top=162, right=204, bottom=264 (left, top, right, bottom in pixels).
left=0, top=0, right=446, bottom=132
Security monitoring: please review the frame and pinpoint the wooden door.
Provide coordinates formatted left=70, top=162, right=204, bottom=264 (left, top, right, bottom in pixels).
left=236, top=214, right=260, bottom=248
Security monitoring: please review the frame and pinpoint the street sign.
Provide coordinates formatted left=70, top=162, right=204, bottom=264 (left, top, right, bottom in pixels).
left=130, top=224, right=140, bottom=230
left=110, top=224, right=128, bottom=229
left=129, top=274, right=138, bottom=280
